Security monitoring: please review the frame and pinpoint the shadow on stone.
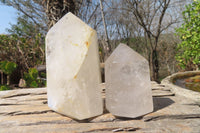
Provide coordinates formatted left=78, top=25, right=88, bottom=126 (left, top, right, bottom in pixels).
left=114, top=116, right=144, bottom=121
left=153, top=97, right=175, bottom=112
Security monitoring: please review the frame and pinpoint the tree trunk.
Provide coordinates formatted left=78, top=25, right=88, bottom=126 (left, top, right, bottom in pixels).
left=99, top=0, right=111, bottom=61
left=46, top=0, right=76, bottom=29
left=0, top=71, right=3, bottom=85
left=149, top=49, right=159, bottom=82
left=7, top=75, right=10, bottom=86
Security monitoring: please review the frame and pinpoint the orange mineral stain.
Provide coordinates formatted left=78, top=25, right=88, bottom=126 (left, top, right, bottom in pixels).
left=74, top=75, right=77, bottom=79
left=85, top=41, right=90, bottom=48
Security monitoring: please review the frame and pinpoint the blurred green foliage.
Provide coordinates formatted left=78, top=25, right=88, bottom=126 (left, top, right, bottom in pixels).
left=0, top=61, right=17, bottom=86
left=0, top=61, right=17, bottom=75
left=24, top=68, right=46, bottom=88
left=176, top=1, right=200, bottom=70
left=0, top=85, right=11, bottom=91
left=0, top=34, right=45, bottom=71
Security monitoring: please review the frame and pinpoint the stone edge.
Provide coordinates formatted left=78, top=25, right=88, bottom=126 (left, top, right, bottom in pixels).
left=161, top=71, right=200, bottom=103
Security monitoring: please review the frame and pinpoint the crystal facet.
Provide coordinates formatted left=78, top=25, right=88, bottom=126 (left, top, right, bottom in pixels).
left=105, top=43, right=153, bottom=118
left=46, top=12, right=103, bottom=120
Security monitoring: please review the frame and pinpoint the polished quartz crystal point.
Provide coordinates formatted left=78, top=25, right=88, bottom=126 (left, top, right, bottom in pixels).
left=46, top=12, right=103, bottom=120
left=105, top=43, right=153, bottom=118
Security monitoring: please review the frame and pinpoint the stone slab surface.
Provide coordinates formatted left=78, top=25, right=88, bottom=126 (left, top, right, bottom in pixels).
left=0, top=82, right=200, bottom=133
left=162, top=71, right=200, bottom=102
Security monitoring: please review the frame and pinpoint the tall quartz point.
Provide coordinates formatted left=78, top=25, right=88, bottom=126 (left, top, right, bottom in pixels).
left=105, top=43, right=153, bottom=118
left=46, top=12, right=103, bottom=120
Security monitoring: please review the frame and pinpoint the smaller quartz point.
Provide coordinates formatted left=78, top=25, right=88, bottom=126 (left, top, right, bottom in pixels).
left=105, top=43, right=153, bottom=118
left=46, top=12, right=103, bottom=120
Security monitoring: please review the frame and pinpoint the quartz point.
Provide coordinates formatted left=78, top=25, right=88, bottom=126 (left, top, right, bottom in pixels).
left=105, top=43, right=153, bottom=118
left=46, top=12, right=103, bottom=120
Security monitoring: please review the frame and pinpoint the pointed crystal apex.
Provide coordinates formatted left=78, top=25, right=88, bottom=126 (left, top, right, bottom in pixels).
left=105, top=43, right=153, bottom=118
left=46, top=12, right=103, bottom=120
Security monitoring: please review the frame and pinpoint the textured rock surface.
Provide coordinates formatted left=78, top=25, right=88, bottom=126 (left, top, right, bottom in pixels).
left=105, top=43, right=153, bottom=118
left=1, top=83, right=200, bottom=133
left=46, top=12, right=102, bottom=120
left=162, top=71, right=200, bottom=102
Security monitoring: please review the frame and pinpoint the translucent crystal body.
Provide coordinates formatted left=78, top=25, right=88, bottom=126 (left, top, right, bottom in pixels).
left=46, top=12, right=103, bottom=120
left=105, top=43, right=153, bottom=118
